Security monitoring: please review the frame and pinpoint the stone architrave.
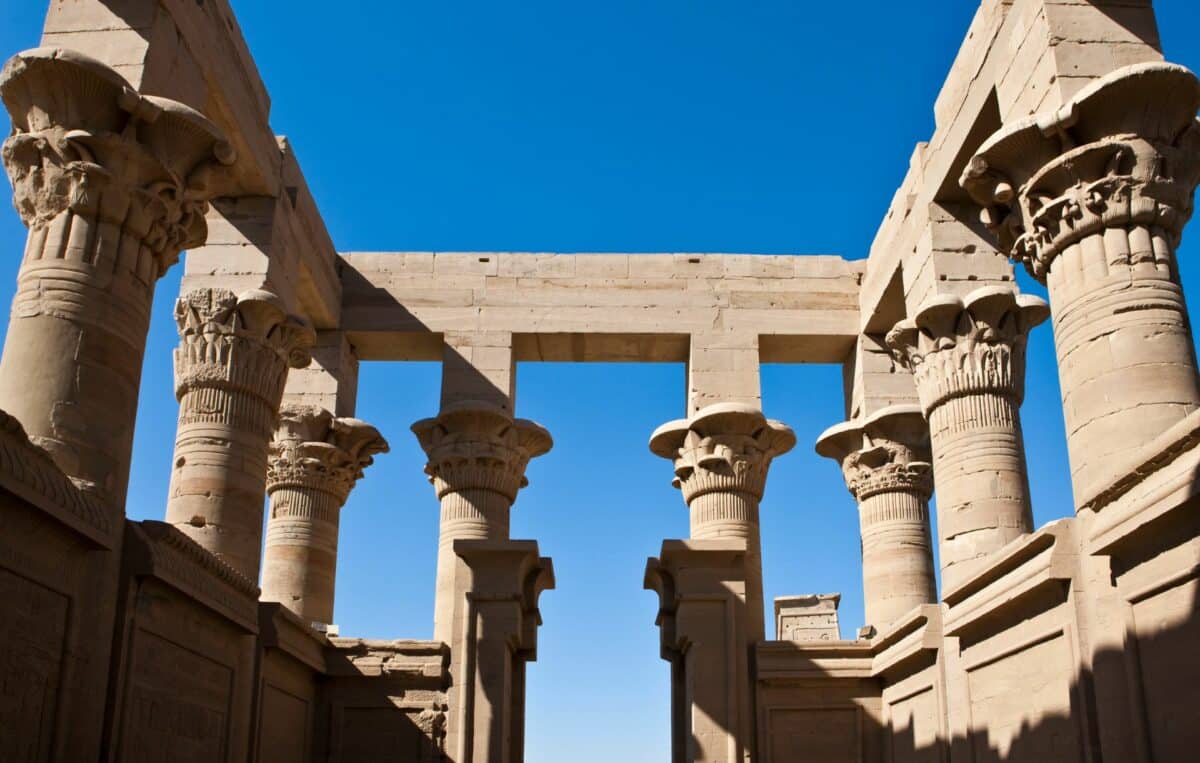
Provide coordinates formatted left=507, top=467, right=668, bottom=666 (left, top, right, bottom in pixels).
left=412, top=400, right=552, bottom=644
left=0, top=47, right=234, bottom=507
left=649, top=402, right=795, bottom=641
left=261, top=404, right=388, bottom=626
left=887, top=287, right=1048, bottom=590
left=816, top=405, right=936, bottom=630
left=961, top=62, right=1200, bottom=505
left=164, top=287, right=314, bottom=580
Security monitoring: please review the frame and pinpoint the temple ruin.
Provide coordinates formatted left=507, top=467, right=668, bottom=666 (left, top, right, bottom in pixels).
left=1, top=0, right=1199, bottom=760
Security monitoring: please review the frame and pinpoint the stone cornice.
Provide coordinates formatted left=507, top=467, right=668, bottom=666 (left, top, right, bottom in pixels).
left=960, top=62, right=1200, bottom=281
left=173, top=288, right=315, bottom=410
left=650, top=402, right=795, bottom=505
left=816, top=405, right=933, bottom=501
left=0, top=47, right=235, bottom=275
left=886, top=287, right=1049, bottom=413
left=0, top=408, right=111, bottom=547
left=412, top=401, right=552, bottom=502
left=125, top=520, right=260, bottom=632
left=267, top=403, right=389, bottom=502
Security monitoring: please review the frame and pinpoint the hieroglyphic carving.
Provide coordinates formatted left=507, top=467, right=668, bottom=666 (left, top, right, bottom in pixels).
left=123, top=630, right=233, bottom=762
left=0, top=567, right=68, bottom=763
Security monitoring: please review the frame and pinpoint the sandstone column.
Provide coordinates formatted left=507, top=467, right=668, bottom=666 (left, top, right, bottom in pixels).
left=649, top=402, right=795, bottom=640
left=164, top=287, right=314, bottom=580
left=261, top=404, right=388, bottom=625
left=887, top=287, right=1048, bottom=590
left=412, top=400, right=552, bottom=644
left=961, top=62, right=1200, bottom=505
left=448, top=540, right=553, bottom=763
left=816, top=405, right=937, bottom=629
left=0, top=47, right=233, bottom=505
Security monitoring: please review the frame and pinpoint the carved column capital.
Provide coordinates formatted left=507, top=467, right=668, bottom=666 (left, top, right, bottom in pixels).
left=649, top=402, right=795, bottom=505
left=886, top=286, right=1049, bottom=413
left=960, top=63, right=1200, bottom=281
left=266, top=404, right=389, bottom=505
left=173, top=288, right=314, bottom=434
left=412, top=401, right=553, bottom=503
left=816, top=405, right=933, bottom=501
left=1, top=47, right=235, bottom=277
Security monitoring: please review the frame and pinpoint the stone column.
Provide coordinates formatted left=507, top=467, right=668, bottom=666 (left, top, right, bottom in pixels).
left=645, top=540, right=753, bottom=763
left=447, top=540, right=553, bottom=763
left=961, top=62, right=1200, bottom=506
left=261, top=404, right=388, bottom=625
left=164, top=287, right=314, bottom=580
left=0, top=47, right=233, bottom=505
left=412, top=401, right=552, bottom=644
left=887, top=287, right=1048, bottom=590
left=816, top=405, right=937, bottom=630
left=649, top=402, right=795, bottom=641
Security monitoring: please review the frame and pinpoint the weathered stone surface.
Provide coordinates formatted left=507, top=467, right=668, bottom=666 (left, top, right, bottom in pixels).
left=817, top=405, right=937, bottom=630
left=261, top=404, right=388, bottom=626
left=412, top=401, right=552, bottom=643
left=962, top=62, right=1200, bottom=505
left=164, top=287, right=314, bottom=580
left=887, top=286, right=1048, bottom=589
left=2, top=2, right=1200, bottom=762
left=650, top=402, right=795, bottom=641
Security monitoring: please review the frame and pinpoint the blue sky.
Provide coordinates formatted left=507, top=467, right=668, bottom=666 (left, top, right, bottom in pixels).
left=3, top=2, right=1200, bottom=761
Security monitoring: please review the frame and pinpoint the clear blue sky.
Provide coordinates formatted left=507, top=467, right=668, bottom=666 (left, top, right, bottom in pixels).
left=3, top=3, right=1200, bottom=761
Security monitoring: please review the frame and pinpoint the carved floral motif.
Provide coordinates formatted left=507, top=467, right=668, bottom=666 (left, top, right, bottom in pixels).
left=411, top=401, right=552, bottom=502
left=0, top=48, right=235, bottom=277
left=173, top=289, right=314, bottom=436
left=959, top=63, right=1200, bottom=281
left=266, top=404, right=389, bottom=503
left=650, top=403, right=795, bottom=505
left=886, top=287, right=1049, bottom=413
left=816, top=405, right=933, bottom=501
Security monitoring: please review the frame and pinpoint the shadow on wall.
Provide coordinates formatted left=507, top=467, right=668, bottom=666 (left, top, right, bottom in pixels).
left=756, top=485, right=1200, bottom=763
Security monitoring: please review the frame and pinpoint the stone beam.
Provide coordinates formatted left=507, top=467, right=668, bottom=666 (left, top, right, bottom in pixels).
left=39, top=3, right=343, bottom=330
left=859, top=0, right=1164, bottom=329
left=39, top=0, right=276, bottom=195
left=339, top=253, right=862, bottom=365
left=182, top=139, right=341, bottom=328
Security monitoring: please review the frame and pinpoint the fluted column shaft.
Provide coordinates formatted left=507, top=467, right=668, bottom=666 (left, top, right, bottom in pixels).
left=261, top=404, right=387, bottom=624
left=0, top=48, right=232, bottom=506
left=888, top=288, right=1048, bottom=590
left=651, top=403, right=795, bottom=641
left=962, top=63, right=1200, bottom=505
left=817, top=405, right=936, bottom=630
left=858, top=490, right=935, bottom=626
left=164, top=288, right=313, bottom=581
left=413, top=402, right=552, bottom=644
